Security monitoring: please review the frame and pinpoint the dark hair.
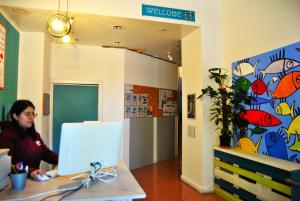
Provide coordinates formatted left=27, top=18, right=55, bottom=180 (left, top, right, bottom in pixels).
left=9, top=100, right=35, bottom=121
left=8, top=100, right=37, bottom=138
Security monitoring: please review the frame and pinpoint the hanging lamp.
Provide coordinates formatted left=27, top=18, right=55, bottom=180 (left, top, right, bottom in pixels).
left=47, top=0, right=71, bottom=37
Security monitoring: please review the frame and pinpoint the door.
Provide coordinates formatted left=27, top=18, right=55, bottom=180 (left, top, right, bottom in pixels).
left=52, top=84, right=98, bottom=153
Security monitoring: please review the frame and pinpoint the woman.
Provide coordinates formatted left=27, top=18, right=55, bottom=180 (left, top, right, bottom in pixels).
left=0, top=100, right=58, bottom=181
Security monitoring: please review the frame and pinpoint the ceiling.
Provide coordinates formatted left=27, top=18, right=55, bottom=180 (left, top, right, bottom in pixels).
left=1, top=5, right=198, bottom=65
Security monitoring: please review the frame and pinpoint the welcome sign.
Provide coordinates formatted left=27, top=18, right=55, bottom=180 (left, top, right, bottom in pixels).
left=142, top=4, right=195, bottom=22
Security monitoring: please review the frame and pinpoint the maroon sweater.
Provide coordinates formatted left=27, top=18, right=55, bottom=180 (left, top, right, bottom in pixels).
left=0, top=121, right=58, bottom=174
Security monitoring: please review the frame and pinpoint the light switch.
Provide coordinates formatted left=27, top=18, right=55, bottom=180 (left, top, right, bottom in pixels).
left=188, top=125, right=195, bottom=138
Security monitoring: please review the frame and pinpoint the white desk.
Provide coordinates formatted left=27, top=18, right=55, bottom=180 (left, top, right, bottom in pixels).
left=0, top=162, right=146, bottom=201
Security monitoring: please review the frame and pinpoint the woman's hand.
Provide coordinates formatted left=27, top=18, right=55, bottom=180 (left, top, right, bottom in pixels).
left=30, top=169, right=46, bottom=180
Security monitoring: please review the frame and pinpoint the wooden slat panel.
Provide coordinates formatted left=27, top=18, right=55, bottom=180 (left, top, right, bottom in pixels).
left=214, top=185, right=242, bottom=201
left=215, top=168, right=289, bottom=201
left=214, top=150, right=291, bottom=181
left=215, top=178, right=260, bottom=201
left=215, top=159, right=291, bottom=196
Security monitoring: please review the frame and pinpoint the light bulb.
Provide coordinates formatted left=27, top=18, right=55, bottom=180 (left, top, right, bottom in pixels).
left=47, top=14, right=71, bottom=37
left=51, top=18, right=64, bottom=31
left=62, top=34, right=71, bottom=43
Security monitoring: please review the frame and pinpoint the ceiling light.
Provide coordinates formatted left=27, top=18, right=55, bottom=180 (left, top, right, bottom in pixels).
left=47, top=0, right=71, bottom=37
left=113, top=25, right=124, bottom=30
left=55, top=32, right=76, bottom=44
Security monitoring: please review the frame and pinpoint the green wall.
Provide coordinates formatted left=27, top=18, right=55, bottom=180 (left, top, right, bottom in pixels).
left=0, top=13, right=19, bottom=120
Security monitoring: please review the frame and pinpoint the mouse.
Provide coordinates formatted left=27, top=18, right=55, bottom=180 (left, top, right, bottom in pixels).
left=46, top=169, right=58, bottom=178
left=36, top=174, right=50, bottom=181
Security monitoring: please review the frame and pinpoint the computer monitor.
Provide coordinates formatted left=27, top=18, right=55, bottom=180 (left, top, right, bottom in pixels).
left=58, top=121, right=123, bottom=175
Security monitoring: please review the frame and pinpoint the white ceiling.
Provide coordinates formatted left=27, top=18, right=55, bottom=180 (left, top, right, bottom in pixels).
left=1, top=5, right=198, bottom=65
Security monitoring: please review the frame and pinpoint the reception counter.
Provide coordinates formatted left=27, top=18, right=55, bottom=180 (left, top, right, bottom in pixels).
left=0, top=162, right=146, bottom=201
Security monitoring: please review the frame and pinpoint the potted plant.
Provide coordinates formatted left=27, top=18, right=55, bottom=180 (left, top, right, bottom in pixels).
left=198, top=68, right=248, bottom=147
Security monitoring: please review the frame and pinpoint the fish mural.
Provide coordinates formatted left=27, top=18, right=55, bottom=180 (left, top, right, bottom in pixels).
left=232, top=41, right=300, bottom=162
left=251, top=79, right=268, bottom=96
left=235, top=137, right=262, bottom=153
left=244, top=97, right=273, bottom=108
left=260, top=49, right=300, bottom=78
left=239, top=110, right=282, bottom=127
left=270, top=71, right=300, bottom=99
left=283, top=114, right=300, bottom=142
left=265, top=132, right=288, bottom=160
left=233, top=77, right=251, bottom=95
left=289, top=136, right=300, bottom=152
left=233, top=59, right=259, bottom=77
left=275, top=101, right=295, bottom=118
left=250, top=127, right=267, bottom=135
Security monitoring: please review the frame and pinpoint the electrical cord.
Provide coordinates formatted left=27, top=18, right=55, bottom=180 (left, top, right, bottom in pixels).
left=4, top=186, right=81, bottom=201
left=5, top=162, right=117, bottom=201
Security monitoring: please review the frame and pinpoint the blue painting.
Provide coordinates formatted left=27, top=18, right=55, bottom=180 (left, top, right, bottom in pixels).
left=232, top=41, right=300, bottom=162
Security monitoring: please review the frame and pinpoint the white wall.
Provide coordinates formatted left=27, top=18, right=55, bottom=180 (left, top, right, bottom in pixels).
left=51, top=44, right=125, bottom=122
left=41, top=35, right=52, bottom=145
left=125, top=50, right=178, bottom=89
left=220, top=0, right=300, bottom=69
left=18, top=32, right=45, bottom=137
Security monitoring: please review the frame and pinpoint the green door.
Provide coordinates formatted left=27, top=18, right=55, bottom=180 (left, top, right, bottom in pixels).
left=53, top=84, right=98, bottom=153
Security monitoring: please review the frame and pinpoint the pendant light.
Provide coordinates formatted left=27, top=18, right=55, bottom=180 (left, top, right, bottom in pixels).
left=47, top=0, right=71, bottom=37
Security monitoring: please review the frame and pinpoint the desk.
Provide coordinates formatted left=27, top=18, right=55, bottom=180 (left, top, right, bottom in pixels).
left=0, top=162, right=146, bottom=201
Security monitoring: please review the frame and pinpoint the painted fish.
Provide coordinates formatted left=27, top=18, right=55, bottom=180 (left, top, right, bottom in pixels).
left=270, top=71, right=300, bottom=99
left=234, top=77, right=251, bottom=95
left=265, top=132, right=288, bottom=160
left=276, top=101, right=295, bottom=119
left=283, top=115, right=300, bottom=142
left=244, top=97, right=274, bottom=107
left=240, top=110, right=282, bottom=127
left=251, top=79, right=268, bottom=95
left=250, top=127, right=267, bottom=135
left=260, top=49, right=300, bottom=78
left=233, top=59, right=259, bottom=77
left=289, top=136, right=300, bottom=152
left=235, top=137, right=262, bottom=153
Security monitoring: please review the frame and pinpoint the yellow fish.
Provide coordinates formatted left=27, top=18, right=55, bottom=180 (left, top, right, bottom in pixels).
left=276, top=101, right=294, bottom=118
left=235, top=137, right=262, bottom=153
left=283, top=115, right=300, bottom=142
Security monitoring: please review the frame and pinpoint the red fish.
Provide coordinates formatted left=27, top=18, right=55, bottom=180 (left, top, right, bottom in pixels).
left=251, top=79, right=268, bottom=95
left=239, top=110, right=282, bottom=127
left=270, top=71, right=300, bottom=99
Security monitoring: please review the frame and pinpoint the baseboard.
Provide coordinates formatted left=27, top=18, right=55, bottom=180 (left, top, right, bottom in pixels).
left=180, top=175, right=214, bottom=193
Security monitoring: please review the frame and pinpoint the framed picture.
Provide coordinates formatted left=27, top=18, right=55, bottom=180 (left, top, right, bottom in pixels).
left=187, top=94, right=196, bottom=118
left=0, top=22, right=6, bottom=90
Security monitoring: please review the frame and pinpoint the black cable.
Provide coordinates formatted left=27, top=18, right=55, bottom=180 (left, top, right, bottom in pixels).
left=39, top=183, right=84, bottom=201
left=58, top=183, right=85, bottom=201
left=39, top=190, right=70, bottom=201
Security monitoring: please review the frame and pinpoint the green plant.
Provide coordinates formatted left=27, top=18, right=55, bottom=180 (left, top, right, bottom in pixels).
left=198, top=68, right=234, bottom=138
left=198, top=68, right=249, bottom=146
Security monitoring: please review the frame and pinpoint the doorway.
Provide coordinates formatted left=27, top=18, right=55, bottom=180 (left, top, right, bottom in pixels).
left=52, top=84, right=99, bottom=153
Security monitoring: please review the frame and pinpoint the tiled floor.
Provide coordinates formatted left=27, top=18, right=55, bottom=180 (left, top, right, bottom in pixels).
left=131, top=157, right=224, bottom=201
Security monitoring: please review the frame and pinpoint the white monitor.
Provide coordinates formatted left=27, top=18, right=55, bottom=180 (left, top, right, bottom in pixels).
left=58, top=121, right=123, bottom=175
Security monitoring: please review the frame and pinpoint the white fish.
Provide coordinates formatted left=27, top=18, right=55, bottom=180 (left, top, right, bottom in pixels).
left=261, top=59, right=300, bottom=78
left=233, top=60, right=259, bottom=77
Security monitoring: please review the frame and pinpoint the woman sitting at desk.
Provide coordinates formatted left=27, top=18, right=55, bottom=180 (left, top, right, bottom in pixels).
left=0, top=100, right=58, bottom=181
